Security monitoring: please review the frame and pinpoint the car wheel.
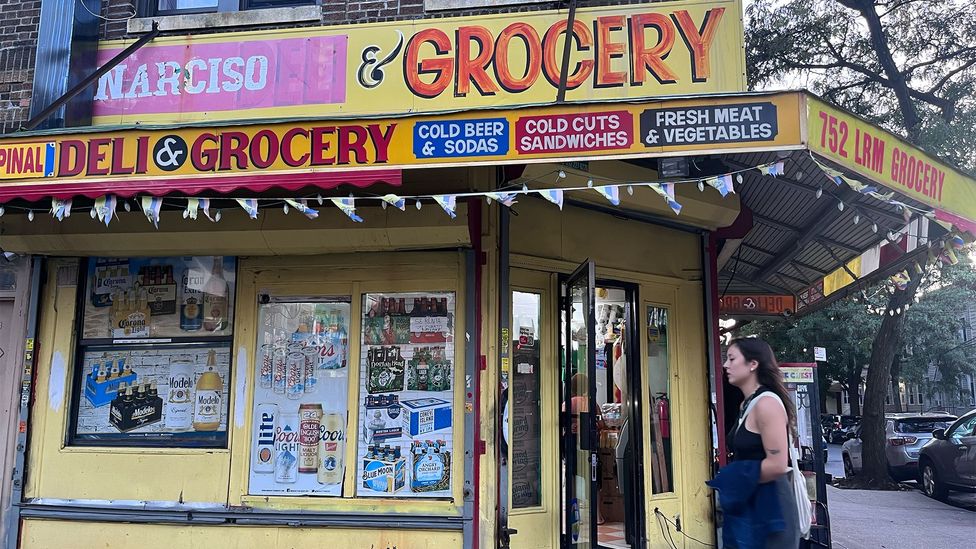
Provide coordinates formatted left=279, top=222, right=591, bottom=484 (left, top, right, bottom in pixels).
left=843, top=454, right=854, bottom=478
left=921, top=462, right=948, bottom=501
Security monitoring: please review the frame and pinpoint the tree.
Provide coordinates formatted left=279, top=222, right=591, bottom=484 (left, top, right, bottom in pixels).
left=747, top=0, right=976, bottom=486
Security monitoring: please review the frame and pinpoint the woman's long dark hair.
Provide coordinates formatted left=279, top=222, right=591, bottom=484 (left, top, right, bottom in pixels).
left=730, top=337, right=798, bottom=439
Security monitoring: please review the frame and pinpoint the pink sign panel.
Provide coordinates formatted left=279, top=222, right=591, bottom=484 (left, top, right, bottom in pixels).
left=92, top=35, right=348, bottom=117
left=515, top=111, right=634, bottom=154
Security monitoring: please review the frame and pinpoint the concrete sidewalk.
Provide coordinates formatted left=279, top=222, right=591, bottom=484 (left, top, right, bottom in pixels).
left=827, top=485, right=976, bottom=549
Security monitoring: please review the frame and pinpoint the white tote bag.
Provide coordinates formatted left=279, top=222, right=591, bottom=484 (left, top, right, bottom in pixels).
left=739, top=392, right=813, bottom=538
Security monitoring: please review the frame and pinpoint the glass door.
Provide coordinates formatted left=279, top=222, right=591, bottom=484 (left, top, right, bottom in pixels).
left=563, top=260, right=596, bottom=548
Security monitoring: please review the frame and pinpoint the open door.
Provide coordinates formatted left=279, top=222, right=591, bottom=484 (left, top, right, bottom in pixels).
left=563, top=260, right=597, bottom=548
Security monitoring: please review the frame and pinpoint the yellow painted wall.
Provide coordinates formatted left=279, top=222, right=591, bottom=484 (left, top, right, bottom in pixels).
left=20, top=520, right=461, bottom=548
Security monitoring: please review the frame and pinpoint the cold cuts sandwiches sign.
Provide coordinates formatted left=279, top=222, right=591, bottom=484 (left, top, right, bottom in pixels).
left=90, top=0, right=746, bottom=125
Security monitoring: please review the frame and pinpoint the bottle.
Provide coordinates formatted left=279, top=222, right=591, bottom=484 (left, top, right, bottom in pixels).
left=202, top=257, right=229, bottom=332
left=180, top=265, right=204, bottom=331
left=165, top=358, right=194, bottom=432
left=193, top=350, right=223, bottom=431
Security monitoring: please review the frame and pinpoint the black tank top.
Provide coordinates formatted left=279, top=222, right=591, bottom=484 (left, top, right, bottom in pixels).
left=729, top=388, right=771, bottom=462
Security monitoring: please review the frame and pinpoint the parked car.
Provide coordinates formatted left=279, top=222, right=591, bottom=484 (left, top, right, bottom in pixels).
left=830, top=415, right=861, bottom=444
left=918, top=409, right=976, bottom=500
left=841, top=413, right=957, bottom=481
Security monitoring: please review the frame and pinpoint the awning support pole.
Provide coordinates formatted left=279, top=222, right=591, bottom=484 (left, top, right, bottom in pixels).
left=555, top=0, right=578, bottom=103
left=22, top=21, right=160, bottom=131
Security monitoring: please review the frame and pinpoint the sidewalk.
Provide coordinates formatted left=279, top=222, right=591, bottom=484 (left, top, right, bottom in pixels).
left=827, top=485, right=976, bottom=549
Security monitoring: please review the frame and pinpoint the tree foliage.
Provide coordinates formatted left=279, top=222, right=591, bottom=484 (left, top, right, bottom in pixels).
left=746, top=0, right=976, bottom=173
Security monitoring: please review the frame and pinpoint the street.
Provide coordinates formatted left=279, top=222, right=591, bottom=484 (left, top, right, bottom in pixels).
left=824, top=443, right=976, bottom=548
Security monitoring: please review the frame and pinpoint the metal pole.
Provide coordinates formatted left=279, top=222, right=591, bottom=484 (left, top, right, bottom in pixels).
left=5, top=256, right=44, bottom=549
left=497, top=201, right=515, bottom=548
left=555, top=0, right=578, bottom=104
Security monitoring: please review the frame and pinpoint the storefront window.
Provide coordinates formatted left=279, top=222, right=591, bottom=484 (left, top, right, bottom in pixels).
left=511, top=291, right=542, bottom=508
left=248, top=299, right=351, bottom=496
left=356, top=292, right=455, bottom=498
left=646, top=306, right=673, bottom=494
left=69, top=256, right=236, bottom=447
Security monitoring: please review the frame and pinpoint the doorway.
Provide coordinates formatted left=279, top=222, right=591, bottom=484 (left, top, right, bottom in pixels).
left=560, top=261, right=645, bottom=549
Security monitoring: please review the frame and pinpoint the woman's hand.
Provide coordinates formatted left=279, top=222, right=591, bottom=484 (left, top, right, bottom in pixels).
left=752, top=396, right=790, bottom=483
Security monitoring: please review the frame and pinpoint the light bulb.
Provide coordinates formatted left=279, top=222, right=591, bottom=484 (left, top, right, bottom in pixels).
left=837, top=201, right=845, bottom=211
left=558, top=171, right=566, bottom=179
left=416, top=200, right=422, bottom=210
left=27, top=210, right=34, bottom=221
left=627, top=185, right=634, bottom=196
left=283, top=203, right=290, bottom=214
left=816, top=187, right=823, bottom=199
left=872, top=223, right=878, bottom=233
left=215, top=210, right=222, bottom=222
left=736, top=174, right=743, bottom=184
left=586, top=179, right=593, bottom=187
left=698, top=181, right=705, bottom=192
left=853, top=213, right=860, bottom=225
left=123, top=201, right=131, bottom=212
left=316, top=194, right=323, bottom=205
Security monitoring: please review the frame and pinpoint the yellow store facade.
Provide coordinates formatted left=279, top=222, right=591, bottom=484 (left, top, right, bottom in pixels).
left=3, top=2, right=976, bottom=549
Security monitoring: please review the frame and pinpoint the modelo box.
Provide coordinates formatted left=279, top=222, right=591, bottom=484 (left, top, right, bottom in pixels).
left=401, top=397, right=452, bottom=437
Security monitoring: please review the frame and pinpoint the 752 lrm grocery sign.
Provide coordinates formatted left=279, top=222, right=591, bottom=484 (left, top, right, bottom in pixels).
left=90, top=0, right=746, bottom=125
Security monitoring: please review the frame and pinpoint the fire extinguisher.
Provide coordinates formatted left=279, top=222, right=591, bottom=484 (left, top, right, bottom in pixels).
left=656, top=392, right=670, bottom=439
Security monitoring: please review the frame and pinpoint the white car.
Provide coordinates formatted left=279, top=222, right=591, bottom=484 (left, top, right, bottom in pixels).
left=842, top=413, right=957, bottom=481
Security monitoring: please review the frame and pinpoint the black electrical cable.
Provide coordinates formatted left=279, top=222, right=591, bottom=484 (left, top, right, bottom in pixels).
left=720, top=244, right=743, bottom=299
left=655, top=508, right=716, bottom=548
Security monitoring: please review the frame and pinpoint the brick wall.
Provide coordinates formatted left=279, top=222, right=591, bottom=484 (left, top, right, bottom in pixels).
left=0, top=0, right=41, bottom=134
left=100, top=0, right=659, bottom=40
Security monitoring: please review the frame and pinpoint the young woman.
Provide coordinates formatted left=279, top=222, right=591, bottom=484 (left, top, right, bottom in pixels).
left=723, top=337, right=801, bottom=548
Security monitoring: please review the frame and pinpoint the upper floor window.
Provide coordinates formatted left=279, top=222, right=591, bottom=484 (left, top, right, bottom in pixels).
left=144, top=0, right=315, bottom=16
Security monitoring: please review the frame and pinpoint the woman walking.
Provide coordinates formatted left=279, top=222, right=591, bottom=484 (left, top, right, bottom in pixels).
left=708, top=337, right=802, bottom=548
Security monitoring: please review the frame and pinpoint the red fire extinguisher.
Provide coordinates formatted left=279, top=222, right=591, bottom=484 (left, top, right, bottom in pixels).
left=656, top=393, right=670, bottom=439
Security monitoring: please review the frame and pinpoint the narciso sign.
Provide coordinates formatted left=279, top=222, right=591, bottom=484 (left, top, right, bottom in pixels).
left=91, top=0, right=746, bottom=125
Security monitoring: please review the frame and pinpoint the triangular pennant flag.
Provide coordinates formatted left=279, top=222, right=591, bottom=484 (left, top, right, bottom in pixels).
left=538, top=188, right=564, bottom=210
left=140, top=196, right=162, bottom=228
left=381, top=194, right=406, bottom=211
left=758, top=161, right=785, bottom=177
left=199, top=198, right=214, bottom=221
left=940, top=243, right=959, bottom=265
left=184, top=198, right=199, bottom=220
left=284, top=198, right=319, bottom=219
left=484, top=192, right=517, bottom=207
left=433, top=195, right=457, bottom=219
left=95, top=195, right=117, bottom=227
left=647, top=183, right=682, bottom=215
left=706, top=175, right=735, bottom=197
left=594, top=185, right=620, bottom=206
left=235, top=198, right=259, bottom=219
left=51, top=198, right=72, bottom=221
left=331, top=197, right=364, bottom=222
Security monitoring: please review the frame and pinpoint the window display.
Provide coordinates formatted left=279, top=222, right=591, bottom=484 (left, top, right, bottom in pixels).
left=647, top=306, right=673, bottom=494
left=82, top=256, right=236, bottom=340
left=248, top=300, right=351, bottom=496
left=356, top=292, right=455, bottom=498
left=72, top=343, right=231, bottom=446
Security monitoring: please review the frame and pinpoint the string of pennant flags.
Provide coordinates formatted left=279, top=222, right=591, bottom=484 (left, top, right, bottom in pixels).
left=0, top=156, right=968, bottom=243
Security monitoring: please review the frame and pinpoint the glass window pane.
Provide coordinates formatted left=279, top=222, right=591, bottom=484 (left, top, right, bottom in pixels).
left=73, top=342, right=231, bottom=447
left=356, top=292, right=455, bottom=498
left=646, top=306, right=673, bottom=494
left=248, top=299, right=351, bottom=496
left=512, top=291, right=542, bottom=509
left=157, top=0, right=218, bottom=11
left=82, top=256, right=236, bottom=340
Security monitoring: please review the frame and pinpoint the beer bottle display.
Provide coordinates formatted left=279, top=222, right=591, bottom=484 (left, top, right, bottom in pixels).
left=180, top=265, right=204, bottom=331
left=192, top=350, right=223, bottom=431
left=202, top=257, right=229, bottom=332
left=165, top=358, right=194, bottom=432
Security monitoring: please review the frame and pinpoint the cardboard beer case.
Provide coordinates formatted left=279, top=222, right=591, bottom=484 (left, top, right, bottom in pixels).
left=401, top=397, right=452, bottom=437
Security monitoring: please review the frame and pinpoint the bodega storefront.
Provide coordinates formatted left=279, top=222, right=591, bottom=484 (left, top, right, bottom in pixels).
left=6, top=1, right=975, bottom=548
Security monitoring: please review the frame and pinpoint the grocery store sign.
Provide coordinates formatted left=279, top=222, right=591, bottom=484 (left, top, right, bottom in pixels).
left=0, top=94, right=801, bottom=189
left=90, top=0, right=746, bottom=125
left=808, top=96, right=976, bottom=225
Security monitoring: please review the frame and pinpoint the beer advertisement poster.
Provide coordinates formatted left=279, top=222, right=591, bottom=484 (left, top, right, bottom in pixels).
left=73, top=343, right=231, bottom=446
left=357, top=292, right=455, bottom=498
left=82, top=256, right=237, bottom=340
left=248, top=300, right=351, bottom=497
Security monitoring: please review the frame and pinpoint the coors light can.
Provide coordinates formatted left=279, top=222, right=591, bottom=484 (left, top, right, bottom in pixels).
left=274, top=412, right=300, bottom=483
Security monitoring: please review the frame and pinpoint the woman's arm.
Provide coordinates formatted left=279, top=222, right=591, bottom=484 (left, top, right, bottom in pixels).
left=754, top=397, right=790, bottom=483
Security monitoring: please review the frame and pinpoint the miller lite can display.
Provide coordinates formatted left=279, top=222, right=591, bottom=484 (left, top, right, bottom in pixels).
left=298, top=404, right=322, bottom=474
left=274, top=412, right=300, bottom=483
left=318, top=411, right=346, bottom=485
left=285, top=351, right=305, bottom=400
left=253, top=403, right=277, bottom=474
